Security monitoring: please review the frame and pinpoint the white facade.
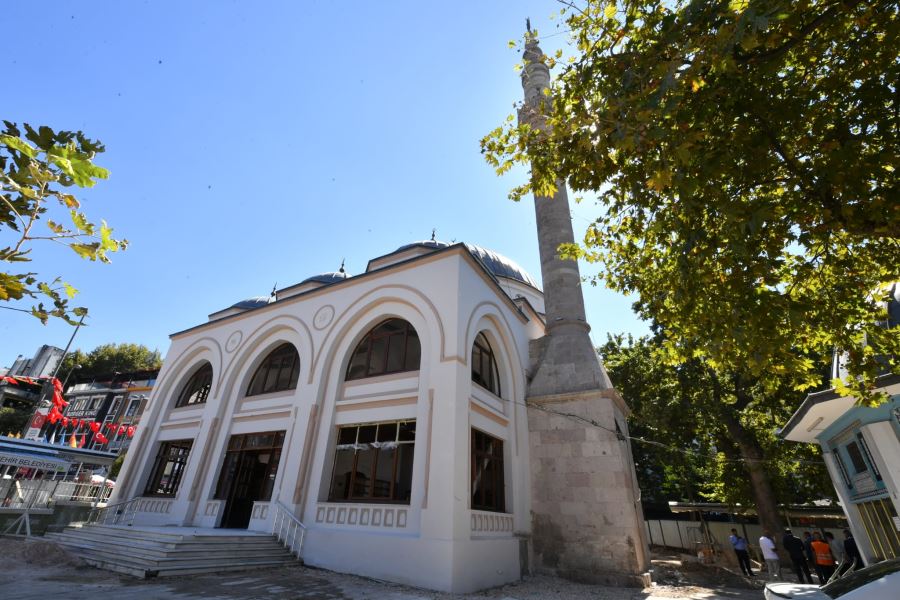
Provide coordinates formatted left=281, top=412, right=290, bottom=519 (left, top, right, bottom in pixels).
left=113, top=242, right=546, bottom=592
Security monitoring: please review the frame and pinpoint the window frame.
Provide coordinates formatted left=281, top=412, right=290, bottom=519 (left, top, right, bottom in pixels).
left=174, top=362, right=213, bottom=408
left=327, top=420, right=416, bottom=504
left=471, top=428, right=506, bottom=513
left=144, top=440, right=193, bottom=497
left=832, top=447, right=854, bottom=489
left=471, top=331, right=501, bottom=397
left=855, top=433, right=882, bottom=481
left=245, top=343, right=301, bottom=397
left=344, top=319, right=421, bottom=381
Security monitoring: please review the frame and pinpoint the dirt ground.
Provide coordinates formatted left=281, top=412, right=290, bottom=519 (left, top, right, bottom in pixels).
left=0, top=538, right=764, bottom=600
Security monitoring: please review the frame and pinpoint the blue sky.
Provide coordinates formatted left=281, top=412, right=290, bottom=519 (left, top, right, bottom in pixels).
left=2, top=1, right=648, bottom=369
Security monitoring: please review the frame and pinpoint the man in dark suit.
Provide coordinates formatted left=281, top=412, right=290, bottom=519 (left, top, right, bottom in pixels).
left=783, top=529, right=813, bottom=584
left=843, top=529, right=862, bottom=573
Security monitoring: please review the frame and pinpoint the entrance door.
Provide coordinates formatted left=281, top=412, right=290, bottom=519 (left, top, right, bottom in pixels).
left=216, top=431, right=285, bottom=529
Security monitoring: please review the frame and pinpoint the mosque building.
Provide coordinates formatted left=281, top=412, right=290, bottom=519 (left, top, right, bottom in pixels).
left=109, top=33, right=649, bottom=592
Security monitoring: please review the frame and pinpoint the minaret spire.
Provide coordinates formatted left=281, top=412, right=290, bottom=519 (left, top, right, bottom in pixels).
left=519, top=29, right=612, bottom=396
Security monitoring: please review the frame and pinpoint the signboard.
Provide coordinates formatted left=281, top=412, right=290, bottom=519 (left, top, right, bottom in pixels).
left=23, top=406, right=49, bottom=441
left=0, top=450, right=70, bottom=471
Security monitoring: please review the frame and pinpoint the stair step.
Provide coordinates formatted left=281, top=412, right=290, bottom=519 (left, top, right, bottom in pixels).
left=47, top=530, right=281, bottom=552
left=49, top=523, right=299, bottom=578
left=64, top=524, right=273, bottom=544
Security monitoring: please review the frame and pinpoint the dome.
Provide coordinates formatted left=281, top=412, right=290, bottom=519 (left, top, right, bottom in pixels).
left=230, top=296, right=274, bottom=310
left=395, top=239, right=452, bottom=252
left=392, top=240, right=539, bottom=289
left=465, top=244, right=540, bottom=289
left=299, top=270, right=350, bottom=286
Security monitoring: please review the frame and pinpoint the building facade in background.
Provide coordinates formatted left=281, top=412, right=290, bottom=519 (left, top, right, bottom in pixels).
left=0, top=345, right=64, bottom=414
left=34, top=370, right=157, bottom=452
left=781, top=284, right=900, bottom=564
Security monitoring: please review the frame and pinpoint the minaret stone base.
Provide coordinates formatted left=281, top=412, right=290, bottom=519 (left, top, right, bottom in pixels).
left=527, top=388, right=650, bottom=587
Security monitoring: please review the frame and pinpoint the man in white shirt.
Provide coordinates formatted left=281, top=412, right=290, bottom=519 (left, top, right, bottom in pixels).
left=760, top=531, right=781, bottom=579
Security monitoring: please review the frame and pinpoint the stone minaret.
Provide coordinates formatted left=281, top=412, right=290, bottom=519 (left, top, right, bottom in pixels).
left=519, top=29, right=650, bottom=586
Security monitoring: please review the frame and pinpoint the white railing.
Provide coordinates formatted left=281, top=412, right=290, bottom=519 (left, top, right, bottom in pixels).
left=0, top=479, right=114, bottom=510
left=272, top=501, right=305, bottom=559
left=86, top=496, right=139, bottom=526
left=52, top=481, right=114, bottom=505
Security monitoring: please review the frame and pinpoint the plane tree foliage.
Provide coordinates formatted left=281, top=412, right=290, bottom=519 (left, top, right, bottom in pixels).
left=59, top=343, right=162, bottom=382
left=482, top=1, right=900, bottom=403
left=1, top=122, right=127, bottom=324
left=601, top=333, right=835, bottom=531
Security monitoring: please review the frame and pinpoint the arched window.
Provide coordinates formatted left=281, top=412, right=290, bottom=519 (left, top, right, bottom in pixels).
left=471, top=332, right=501, bottom=396
left=246, top=343, right=300, bottom=396
left=345, top=319, right=421, bottom=381
left=175, top=362, right=213, bottom=408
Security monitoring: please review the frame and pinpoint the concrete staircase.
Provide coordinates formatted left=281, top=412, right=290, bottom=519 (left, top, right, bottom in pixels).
left=45, top=523, right=298, bottom=577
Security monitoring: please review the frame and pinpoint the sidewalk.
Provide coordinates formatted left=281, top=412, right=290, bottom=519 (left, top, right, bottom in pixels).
left=0, top=538, right=763, bottom=600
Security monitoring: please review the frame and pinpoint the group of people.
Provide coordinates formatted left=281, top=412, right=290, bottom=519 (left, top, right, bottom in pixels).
left=728, top=527, right=861, bottom=585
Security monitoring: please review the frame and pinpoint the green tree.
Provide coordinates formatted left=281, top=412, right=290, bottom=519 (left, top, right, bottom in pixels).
left=483, top=1, right=899, bottom=403
left=109, top=451, right=126, bottom=480
left=601, top=333, right=835, bottom=535
left=59, top=343, right=162, bottom=381
left=0, top=406, right=31, bottom=436
left=1, top=121, right=127, bottom=324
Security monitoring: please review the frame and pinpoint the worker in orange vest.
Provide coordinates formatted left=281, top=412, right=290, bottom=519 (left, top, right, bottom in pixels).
left=810, top=531, right=836, bottom=584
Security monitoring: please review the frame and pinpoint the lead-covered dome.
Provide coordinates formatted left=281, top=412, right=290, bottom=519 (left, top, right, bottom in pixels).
left=299, top=270, right=350, bottom=286
left=230, top=296, right=275, bottom=310
left=392, top=240, right=539, bottom=289
left=465, top=243, right=539, bottom=289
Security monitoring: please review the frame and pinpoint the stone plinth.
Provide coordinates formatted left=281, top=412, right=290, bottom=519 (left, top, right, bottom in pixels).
left=527, top=389, right=650, bottom=587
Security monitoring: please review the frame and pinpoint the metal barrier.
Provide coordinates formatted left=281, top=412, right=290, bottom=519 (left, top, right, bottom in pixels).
left=1, top=479, right=114, bottom=509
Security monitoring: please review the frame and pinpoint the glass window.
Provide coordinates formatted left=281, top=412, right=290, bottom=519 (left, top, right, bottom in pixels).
left=125, top=398, right=141, bottom=417
left=175, top=362, right=213, bottom=408
left=472, top=429, right=505, bottom=513
left=328, top=420, right=416, bottom=503
left=344, top=319, right=421, bottom=381
left=246, top=343, right=300, bottom=396
left=144, top=440, right=193, bottom=497
left=846, top=441, right=868, bottom=474
left=471, top=332, right=501, bottom=396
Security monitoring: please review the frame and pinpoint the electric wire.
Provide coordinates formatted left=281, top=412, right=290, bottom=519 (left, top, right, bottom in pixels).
left=505, top=395, right=827, bottom=467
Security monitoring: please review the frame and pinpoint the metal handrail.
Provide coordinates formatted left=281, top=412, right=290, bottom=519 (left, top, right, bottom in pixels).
left=826, top=557, right=858, bottom=584
left=86, top=496, right=140, bottom=526
left=271, top=501, right=306, bottom=559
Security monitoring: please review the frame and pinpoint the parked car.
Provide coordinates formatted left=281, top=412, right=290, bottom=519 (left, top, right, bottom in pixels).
left=764, top=559, right=900, bottom=599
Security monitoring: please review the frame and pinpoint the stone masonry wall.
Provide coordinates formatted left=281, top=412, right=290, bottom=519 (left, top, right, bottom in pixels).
left=528, top=393, right=650, bottom=586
